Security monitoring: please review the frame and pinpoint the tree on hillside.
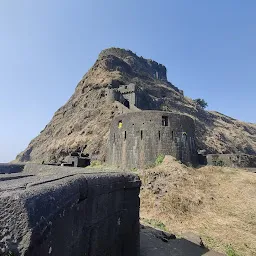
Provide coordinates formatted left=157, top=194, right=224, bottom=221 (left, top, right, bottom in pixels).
left=193, top=98, right=208, bottom=109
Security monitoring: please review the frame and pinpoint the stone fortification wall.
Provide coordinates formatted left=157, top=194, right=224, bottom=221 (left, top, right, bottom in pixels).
left=206, top=154, right=256, bottom=168
left=118, top=84, right=137, bottom=106
left=107, top=111, right=198, bottom=169
left=106, top=84, right=160, bottom=110
left=0, top=163, right=25, bottom=174
left=0, top=164, right=141, bottom=256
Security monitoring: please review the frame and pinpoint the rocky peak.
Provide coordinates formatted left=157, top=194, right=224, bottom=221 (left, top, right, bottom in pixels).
left=98, top=47, right=168, bottom=81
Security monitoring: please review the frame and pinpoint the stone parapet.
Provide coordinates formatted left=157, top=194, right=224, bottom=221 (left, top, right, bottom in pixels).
left=0, top=165, right=141, bottom=256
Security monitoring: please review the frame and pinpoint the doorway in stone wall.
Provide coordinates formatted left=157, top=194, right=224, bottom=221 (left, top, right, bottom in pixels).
left=124, top=99, right=130, bottom=109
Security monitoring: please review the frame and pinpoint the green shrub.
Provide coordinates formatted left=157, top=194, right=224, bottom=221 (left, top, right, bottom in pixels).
left=225, top=245, right=240, bottom=256
left=155, top=154, right=165, bottom=166
left=193, top=98, right=208, bottom=109
left=90, top=160, right=101, bottom=167
left=143, top=218, right=167, bottom=231
left=213, top=159, right=225, bottom=166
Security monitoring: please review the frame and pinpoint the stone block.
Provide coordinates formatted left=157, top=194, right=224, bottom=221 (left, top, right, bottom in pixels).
left=0, top=165, right=141, bottom=256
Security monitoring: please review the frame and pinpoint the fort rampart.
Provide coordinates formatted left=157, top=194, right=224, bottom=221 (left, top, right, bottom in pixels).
left=206, top=154, right=256, bottom=168
left=107, top=111, right=198, bottom=169
left=0, top=163, right=25, bottom=174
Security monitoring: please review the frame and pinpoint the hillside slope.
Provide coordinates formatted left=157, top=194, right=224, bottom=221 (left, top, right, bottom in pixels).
left=15, top=48, right=256, bottom=163
left=139, top=156, right=256, bottom=256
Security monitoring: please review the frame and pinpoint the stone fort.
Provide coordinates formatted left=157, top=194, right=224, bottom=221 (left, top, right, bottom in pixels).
left=106, top=83, right=256, bottom=169
left=107, top=111, right=198, bottom=169
left=106, top=83, right=160, bottom=110
left=105, top=83, right=198, bottom=168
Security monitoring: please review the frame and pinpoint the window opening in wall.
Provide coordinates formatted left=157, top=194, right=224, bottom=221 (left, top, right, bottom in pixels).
left=182, top=132, right=187, bottom=141
left=113, top=133, right=115, bottom=143
left=118, top=120, right=123, bottom=128
left=141, top=130, right=143, bottom=140
left=162, top=116, right=168, bottom=126
left=172, top=131, right=174, bottom=140
left=158, top=131, right=161, bottom=140
left=124, top=131, right=127, bottom=140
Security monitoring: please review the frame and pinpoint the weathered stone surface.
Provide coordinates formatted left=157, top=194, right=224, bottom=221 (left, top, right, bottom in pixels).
left=0, top=163, right=25, bottom=174
left=183, top=231, right=205, bottom=247
left=206, top=153, right=256, bottom=168
left=140, top=226, right=225, bottom=256
left=0, top=165, right=141, bottom=256
left=107, top=111, right=198, bottom=168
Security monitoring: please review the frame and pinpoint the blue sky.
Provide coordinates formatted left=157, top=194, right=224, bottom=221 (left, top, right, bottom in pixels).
left=0, top=0, right=255, bottom=162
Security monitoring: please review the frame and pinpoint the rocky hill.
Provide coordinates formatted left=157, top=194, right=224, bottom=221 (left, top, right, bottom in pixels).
left=15, top=47, right=256, bottom=163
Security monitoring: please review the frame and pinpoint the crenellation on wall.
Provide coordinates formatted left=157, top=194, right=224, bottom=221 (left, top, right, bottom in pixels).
left=107, top=111, right=198, bottom=169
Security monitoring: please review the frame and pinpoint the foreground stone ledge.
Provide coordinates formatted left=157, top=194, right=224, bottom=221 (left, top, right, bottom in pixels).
left=0, top=164, right=25, bottom=174
left=0, top=164, right=141, bottom=256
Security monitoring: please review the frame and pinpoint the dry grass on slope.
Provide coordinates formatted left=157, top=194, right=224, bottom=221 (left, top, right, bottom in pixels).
left=139, top=156, right=256, bottom=256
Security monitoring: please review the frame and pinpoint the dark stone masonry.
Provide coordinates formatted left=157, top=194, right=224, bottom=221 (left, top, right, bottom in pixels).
left=106, top=83, right=156, bottom=110
left=0, top=163, right=25, bottom=174
left=206, top=153, right=256, bottom=168
left=107, top=111, right=198, bottom=169
left=0, top=164, right=141, bottom=256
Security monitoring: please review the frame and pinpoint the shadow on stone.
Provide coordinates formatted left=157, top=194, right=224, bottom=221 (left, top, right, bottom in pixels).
left=140, top=225, right=225, bottom=256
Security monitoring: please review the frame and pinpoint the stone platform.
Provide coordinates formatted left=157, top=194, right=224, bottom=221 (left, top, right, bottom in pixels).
left=0, top=164, right=141, bottom=256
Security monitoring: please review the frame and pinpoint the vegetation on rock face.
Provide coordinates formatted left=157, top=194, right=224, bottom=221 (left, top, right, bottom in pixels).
left=193, top=98, right=208, bottom=109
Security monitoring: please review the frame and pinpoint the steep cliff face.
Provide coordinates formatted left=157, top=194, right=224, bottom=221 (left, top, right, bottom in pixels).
left=15, top=48, right=256, bottom=163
